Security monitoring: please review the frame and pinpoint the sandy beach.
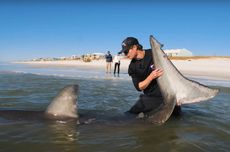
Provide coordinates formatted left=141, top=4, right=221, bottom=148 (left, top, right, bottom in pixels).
left=16, top=57, right=230, bottom=81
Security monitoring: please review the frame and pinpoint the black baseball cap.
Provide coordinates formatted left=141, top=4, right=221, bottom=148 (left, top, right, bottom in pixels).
left=119, top=37, right=139, bottom=55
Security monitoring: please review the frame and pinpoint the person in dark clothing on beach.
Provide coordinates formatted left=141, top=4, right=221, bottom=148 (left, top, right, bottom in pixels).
left=119, top=37, right=164, bottom=114
left=105, top=51, right=113, bottom=73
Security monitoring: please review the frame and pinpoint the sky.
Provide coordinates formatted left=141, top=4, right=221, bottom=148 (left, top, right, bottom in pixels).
left=0, top=0, right=230, bottom=61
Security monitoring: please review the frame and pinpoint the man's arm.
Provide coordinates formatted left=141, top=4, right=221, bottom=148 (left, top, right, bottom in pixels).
left=138, top=69, right=163, bottom=90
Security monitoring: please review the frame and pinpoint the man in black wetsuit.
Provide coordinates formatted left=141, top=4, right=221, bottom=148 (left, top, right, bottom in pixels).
left=119, top=37, right=164, bottom=114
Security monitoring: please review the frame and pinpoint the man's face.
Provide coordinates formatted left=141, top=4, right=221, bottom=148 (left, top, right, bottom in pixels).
left=126, top=45, right=137, bottom=59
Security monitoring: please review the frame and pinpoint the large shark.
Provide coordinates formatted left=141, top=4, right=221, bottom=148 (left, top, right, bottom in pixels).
left=147, top=35, right=219, bottom=124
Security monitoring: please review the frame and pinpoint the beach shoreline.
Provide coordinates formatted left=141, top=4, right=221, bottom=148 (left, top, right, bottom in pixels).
left=14, top=57, right=230, bottom=81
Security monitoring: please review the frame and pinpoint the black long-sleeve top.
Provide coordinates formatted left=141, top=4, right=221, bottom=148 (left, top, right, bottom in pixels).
left=128, top=49, right=162, bottom=97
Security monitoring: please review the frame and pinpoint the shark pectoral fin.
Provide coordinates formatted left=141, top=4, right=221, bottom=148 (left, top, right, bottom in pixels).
left=146, top=99, right=176, bottom=124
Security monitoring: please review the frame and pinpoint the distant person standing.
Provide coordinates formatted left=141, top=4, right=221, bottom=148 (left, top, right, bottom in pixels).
left=105, top=51, right=113, bottom=73
left=113, top=53, right=121, bottom=75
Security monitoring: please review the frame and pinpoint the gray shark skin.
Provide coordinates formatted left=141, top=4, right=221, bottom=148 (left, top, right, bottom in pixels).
left=148, top=35, right=219, bottom=124
left=0, top=85, right=79, bottom=121
left=45, top=85, right=79, bottom=119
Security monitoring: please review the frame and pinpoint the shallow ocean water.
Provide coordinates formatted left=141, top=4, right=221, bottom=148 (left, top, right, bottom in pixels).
left=0, top=62, right=229, bottom=152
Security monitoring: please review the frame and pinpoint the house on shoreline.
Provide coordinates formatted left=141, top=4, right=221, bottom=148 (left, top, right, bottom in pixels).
left=164, top=49, right=193, bottom=57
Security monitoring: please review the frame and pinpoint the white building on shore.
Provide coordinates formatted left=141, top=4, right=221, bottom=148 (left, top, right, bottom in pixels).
left=164, top=49, right=193, bottom=57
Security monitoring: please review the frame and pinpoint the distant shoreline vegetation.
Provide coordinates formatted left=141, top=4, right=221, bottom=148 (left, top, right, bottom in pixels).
left=29, top=53, right=107, bottom=62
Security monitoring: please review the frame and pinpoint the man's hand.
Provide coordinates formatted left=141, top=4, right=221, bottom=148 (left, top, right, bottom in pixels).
left=138, top=68, right=163, bottom=91
left=149, top=68, right=164, bottom=80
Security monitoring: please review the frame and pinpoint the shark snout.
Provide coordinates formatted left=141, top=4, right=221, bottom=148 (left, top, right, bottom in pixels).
left=45, top=84, right=79, bottom=119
